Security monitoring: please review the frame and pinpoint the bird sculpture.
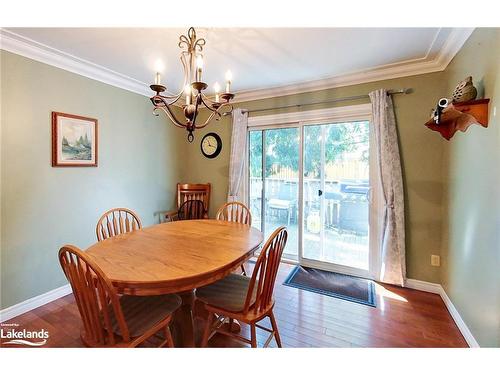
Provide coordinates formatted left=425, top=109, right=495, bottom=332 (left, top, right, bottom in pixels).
left=452, top=76, right=477, bottom=103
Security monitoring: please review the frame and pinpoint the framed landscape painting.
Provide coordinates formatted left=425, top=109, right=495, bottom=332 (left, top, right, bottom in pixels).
left=52, top=112, right=98, bottom=167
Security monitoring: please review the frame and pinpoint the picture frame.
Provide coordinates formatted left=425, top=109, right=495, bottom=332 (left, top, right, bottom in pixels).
left=51, top=112, right=98, bottom=167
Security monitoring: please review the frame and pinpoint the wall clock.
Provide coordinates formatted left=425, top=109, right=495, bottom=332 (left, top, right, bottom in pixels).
left=200, top=132, right=222, bottom=159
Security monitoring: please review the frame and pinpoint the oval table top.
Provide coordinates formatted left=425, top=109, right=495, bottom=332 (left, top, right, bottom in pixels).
left=86, top=219, right=264, bottom=295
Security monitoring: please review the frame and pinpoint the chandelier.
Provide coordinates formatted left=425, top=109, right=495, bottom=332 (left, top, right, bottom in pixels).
left=149, top=27, right=235, bottom=142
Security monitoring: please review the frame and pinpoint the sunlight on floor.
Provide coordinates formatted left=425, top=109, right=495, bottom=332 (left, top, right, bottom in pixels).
left=374, top=283, right=408, bottom=312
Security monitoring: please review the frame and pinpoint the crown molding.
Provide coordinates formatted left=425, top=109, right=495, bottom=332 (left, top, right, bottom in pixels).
left=432, top=27, right=475, bottom=68
left=1, top=28, right=474, bottom=104
left=0, top=28, right=152, bottom=97
left=232, top=28, right=475, bottom=103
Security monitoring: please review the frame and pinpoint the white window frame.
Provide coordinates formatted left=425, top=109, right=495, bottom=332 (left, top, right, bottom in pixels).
left=247, top=104, right=381, bottom=280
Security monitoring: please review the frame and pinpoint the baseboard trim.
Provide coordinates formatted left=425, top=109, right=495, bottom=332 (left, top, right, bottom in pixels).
left=405, top=278, right=480, bottom=348
left=0, top=284, right=72, bottom=323
left=438, top=287, right=480, bottom=348
left=405, top=278, right=443, bottom=294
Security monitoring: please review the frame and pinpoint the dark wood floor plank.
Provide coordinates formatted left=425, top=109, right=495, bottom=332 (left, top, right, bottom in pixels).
left=0, top=263, right=467, bottom=348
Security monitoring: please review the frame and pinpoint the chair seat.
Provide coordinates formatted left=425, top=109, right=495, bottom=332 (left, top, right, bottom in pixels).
left=196, top=273, right=256, bottom=313
left=109, top=294, right=181, bottom=338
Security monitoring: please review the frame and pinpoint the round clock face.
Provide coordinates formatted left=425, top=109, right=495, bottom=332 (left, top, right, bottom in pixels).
left=200, top=132, right=222, bottom=159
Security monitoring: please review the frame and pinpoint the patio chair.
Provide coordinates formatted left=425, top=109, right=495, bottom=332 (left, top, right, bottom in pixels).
left=267, top=182, right=297, bottom=225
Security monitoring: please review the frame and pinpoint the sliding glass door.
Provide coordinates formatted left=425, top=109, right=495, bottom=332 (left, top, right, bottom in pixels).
left=302, top=121, right=372, bottom=275
left=249, top=127, right=299, bottom=260
left=248, top=107, right=379, bottom=278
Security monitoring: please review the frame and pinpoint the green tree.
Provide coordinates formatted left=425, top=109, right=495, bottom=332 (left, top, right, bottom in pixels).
left=249, top=121, right=369, bottom=178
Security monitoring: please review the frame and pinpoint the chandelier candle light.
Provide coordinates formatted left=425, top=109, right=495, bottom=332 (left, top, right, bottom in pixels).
left=150, top=27, right=235, bottom=142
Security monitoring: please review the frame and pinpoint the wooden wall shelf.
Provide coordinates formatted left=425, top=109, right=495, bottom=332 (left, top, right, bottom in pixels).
left=425, top=99, right=490, bottom=140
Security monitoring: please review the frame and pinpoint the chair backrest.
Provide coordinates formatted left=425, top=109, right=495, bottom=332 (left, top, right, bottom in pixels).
left=177, top=199, right=206, bottom=220
left=216, top=201, right=252, bottom=226
left=96, top=208, right=142, bottom=242
left=58, top=245, right=130, bottom=346
left=177, top=183, right=211, bottom=217
left=278, top=181, right=298, bottom=201
left=243, top=226, right=288, bottom=314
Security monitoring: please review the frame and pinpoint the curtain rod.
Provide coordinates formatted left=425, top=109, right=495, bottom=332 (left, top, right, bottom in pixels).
left=240, top=88, right=413, bottom=115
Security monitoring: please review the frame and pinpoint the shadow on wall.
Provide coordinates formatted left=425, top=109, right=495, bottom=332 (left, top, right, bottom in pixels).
left=409, top=180, right=444, bottom=206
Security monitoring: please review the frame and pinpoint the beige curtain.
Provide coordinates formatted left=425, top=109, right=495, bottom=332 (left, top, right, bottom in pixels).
left=227, top=108, right=248, bottom=202
left=369, top=89, right=406, bottom=286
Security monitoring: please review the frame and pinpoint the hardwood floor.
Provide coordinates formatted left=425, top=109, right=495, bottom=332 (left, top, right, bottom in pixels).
left=0, top=263, right=467, bottom=348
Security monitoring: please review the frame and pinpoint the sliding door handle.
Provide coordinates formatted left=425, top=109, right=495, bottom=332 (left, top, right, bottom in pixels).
left=366, top=187, right=372, bottom=204
left=318, top=189, right=323, bottom=197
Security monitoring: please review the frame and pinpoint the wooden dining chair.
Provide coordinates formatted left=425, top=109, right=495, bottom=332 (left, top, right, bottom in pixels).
left=177, top=199, right=206, bottom=221
left=196, top=226, right=288, bottom=348
left=162, top=200, right=206, bottom=222
left=59, top=245, right=181, bottom=348
left=216, top=201, right=252, bottom=225
left=216, top=201, right=252, bottom=275
left=96, top=207, right=142, bottom=241
left=163, top=183, right=211, bottom=222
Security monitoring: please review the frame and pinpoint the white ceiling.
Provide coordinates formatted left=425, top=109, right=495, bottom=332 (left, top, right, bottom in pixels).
left=1, top=27, right=472, bottom=99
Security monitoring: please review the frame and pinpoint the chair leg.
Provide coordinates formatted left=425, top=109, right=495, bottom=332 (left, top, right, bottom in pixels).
left=268, top=310, right=282, bottom=348
left=201, top=312, right=214, bottom=348
left=240, top=264, right=247, bottom=275
left=164, top=325, right=174, bottom=348
left=250, top=323, right=257, bottom=348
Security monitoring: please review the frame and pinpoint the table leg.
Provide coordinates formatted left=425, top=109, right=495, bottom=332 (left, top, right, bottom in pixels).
left=172, top=290, right=195, bottom=348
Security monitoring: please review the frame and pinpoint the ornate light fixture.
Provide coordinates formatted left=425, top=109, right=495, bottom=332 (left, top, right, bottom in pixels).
left=149, top=27, right=235, bottom=142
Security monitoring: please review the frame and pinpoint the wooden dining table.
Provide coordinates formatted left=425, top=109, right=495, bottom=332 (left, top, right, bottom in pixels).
left=86, top=219, right=264, bottom=347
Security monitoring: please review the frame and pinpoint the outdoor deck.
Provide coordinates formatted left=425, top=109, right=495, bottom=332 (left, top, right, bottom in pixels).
left=253, top=214, right=369, bottom=270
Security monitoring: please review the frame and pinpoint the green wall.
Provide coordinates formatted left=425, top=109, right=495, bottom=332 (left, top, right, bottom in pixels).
left=440, top=28, right=500, bottom=347
left=184, top=72, right=448, bottom=283
left=0, top=51, right=183, bottom=309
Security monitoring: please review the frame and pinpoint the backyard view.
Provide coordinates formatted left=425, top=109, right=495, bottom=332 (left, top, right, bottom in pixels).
left=249, top=121, right=371, bottom=270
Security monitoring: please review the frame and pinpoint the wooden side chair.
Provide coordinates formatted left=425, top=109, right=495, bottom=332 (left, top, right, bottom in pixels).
left=216, top=201, right=252, bottom=225
left=216, top=201, right=252, bottom=275
left=59, top=245, right=181, bottom=348
left=163, top=183, right=211, bottom=222
left=161, top=200, right=206, bottom=222
left=196, top=226, right=288, bottom=348
left=96, top=207, right=142, bottom=241
left=177, top=199, right=206, bottom=220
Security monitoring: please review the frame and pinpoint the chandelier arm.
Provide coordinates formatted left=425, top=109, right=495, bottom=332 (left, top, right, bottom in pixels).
left=193, top=110, right=219, bottom=129
left=200, top=92, right=234, bottom=115
left=210, top=100, right=234, bottom=115
left=200, top=94, right=234, bottom=117
left=198, top=94, right=216, bottom=111
left=200, top=92, right=218, bottom=107
left=154, top=106, right=189, bottom=129
left=153, top=93, right=183, bottom=106
left=222, top=103, right=234, bottom=114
